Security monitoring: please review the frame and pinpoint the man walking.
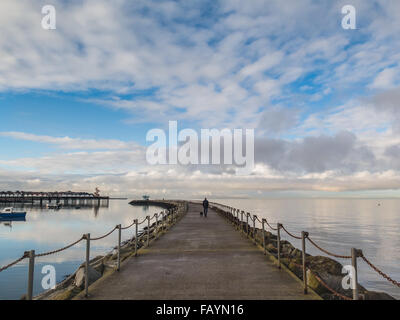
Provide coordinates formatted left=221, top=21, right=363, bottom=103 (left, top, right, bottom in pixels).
left=202, top=197, right=209, bottom=217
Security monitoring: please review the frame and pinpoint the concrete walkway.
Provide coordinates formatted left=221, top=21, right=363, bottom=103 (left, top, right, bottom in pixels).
left=82, top=203, right=320, bottom=300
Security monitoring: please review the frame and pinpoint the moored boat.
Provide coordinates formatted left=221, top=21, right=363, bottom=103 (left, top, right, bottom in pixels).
left=0, top=207, right=27, bottom=219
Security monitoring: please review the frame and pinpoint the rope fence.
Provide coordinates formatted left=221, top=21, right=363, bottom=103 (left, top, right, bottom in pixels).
left=211, top=202, right=399, bottom=300
left=36, top=236, right=85, bottom=257
left=0, top=201, right=189, bottom=300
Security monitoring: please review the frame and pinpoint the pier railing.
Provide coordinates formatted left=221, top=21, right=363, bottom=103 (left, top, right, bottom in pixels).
left=210, top=202, right=399, bottom=300
left=0, top=201, right=188, bottom=300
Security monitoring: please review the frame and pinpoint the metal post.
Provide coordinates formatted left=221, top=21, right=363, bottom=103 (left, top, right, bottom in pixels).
left=117, top=224, right=121, bottom=271
left=85, top=233, right=90, bottom=297
left=134, top=219, right=138, bottom=256
left=302, top=231, right=308, bottom=294
left=27, top=250, right=35, bottom=300
left=147, top=216, right=150, bottom=247
left=262, top=219, right=266, bottom=255
left=277, top=224, right=281, bottom=269
left=155, top=213, right=159, bottom=239
left=351, top=248, right=359, bottom=300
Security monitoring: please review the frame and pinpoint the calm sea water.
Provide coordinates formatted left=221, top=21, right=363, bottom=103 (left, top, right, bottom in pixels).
left=1, top=198, right=399, bottom=299
left=0, top=200, right=164, bottom=300
left=214, top=198, right=400, bottom=299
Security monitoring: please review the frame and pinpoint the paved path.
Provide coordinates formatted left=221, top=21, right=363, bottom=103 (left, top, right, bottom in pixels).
left=82, top=203, right=320, bottom=300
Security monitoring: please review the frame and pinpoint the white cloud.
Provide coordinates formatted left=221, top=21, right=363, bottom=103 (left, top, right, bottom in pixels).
left=370, top=67, right=399, bottom=89
left=1, top=1, right=400, bottom=196
left=0, top=132, right=137, bottom=150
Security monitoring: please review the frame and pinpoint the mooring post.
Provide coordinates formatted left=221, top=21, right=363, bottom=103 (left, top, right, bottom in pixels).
left=134, top=219, right=138, bottom=256
left=302, top=231, right=308, bottom=294
left=351, top=248, right=360, bottom=300
left=85, top=233, right=90, bottom=297
left=252, top=215, right=256, bottom=244
left=117, top=224, right=121, bottom=271
left=26, top=250, right=35, bottom=300
left=277, top=223, right=281, bottom=269
left=147, top=216, right=150, bottom=247
left=262, top=219, right=266, bottom=255
left=155, top=213, right=159, bottom=239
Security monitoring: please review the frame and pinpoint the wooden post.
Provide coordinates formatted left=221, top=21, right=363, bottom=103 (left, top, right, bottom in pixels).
left=117, top=225, right=121, bottom=271
left=85, top=233, right=90, bottom=297
left=302, top=231, right=308, bottom=294
left=351, top=248, right=359, bottom=300
left=277, top=224, right=281, bottom=269
left=134, top=219, right=138, bottom=256
left=241, top=211, right=244, bottom=233
left=246, top=213, right=249, bottom=237
left=147, top=216, right=150, bottom=247
left=252, top=215, right=256, bottom=244
left=155, top=213, right=159, bottom=239
left=262, top=219, right=266, bottom=255
left=27, top=250, right=35, bottom=300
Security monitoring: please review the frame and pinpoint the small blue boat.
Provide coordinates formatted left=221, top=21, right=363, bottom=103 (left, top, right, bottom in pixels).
left=0, top=207, right=26, bottom=219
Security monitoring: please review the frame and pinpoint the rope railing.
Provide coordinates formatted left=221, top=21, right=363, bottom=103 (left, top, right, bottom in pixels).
left=137, top=217, right=148, bottom=225
left=360, top=253, right=400, bottom=288
left=0, top=253, right=28, bottom=273
left=0, top=201, right=188, bottom=300
left=306, top=236, right=351, bottom=259
left=91, top=226, right=118, bottom=241
left=36, top=236, right=85, bottom=257
left=215, top=203, right=399, bottom=300
left=121, top=220, right=136, bottom=230
left=307, top=268, right=352, bottom=301
left=265, top=219, right=278, bottom=231
left=281, top=225, right=302, bottom=240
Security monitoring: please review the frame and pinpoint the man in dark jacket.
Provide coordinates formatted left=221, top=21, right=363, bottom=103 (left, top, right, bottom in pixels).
left=202, top=198, right=209, bottom=217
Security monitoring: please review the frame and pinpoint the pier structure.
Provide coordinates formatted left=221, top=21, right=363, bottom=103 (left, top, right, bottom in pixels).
left=0, top=191, right=110, bottom=207
left=1, top=200, right=398, bottom=300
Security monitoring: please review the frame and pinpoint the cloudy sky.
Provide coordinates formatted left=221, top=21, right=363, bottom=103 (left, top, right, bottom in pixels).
left=1, top=0, right=400, bottom=198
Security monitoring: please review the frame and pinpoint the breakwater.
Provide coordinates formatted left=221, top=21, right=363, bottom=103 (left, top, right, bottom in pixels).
left=1, top=200, right=397, bottom=300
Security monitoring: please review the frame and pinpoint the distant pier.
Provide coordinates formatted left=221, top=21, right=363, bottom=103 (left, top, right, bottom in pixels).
left=0, top=191, right=110, bottom=207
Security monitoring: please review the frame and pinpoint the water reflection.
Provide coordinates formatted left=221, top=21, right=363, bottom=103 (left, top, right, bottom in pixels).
left=0, top=200, right=165, bottom=299
left=0, top=218, right=26, bottom=231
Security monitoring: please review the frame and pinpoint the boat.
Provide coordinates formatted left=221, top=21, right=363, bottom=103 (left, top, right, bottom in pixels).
left=0, top=207, right=27, bottom=219
left=46, top=203, right=62, bottom=210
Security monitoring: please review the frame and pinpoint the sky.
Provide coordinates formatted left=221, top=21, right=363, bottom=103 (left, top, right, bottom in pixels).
left=1, top=0, right=400, bottom=198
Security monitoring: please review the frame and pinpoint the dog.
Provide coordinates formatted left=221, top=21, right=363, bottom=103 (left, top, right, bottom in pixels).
left=200, top=211, right=203, bottom=216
